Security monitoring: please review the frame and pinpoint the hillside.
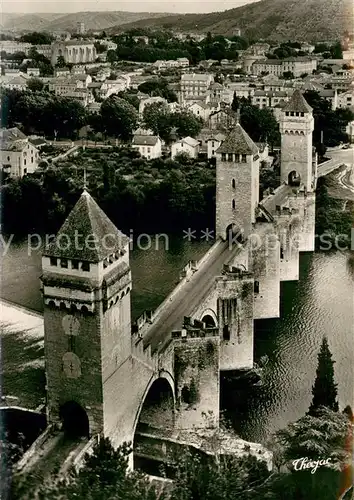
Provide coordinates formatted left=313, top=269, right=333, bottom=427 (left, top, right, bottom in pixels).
left=109, top=0, right=352, bottom=42
left=1, top=11, right=170, bottom=33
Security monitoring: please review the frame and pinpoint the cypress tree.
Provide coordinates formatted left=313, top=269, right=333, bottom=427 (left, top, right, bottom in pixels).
left=309, top=336, right=339, bottom=415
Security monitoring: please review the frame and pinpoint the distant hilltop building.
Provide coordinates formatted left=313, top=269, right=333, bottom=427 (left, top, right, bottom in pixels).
left=234, top=28, right=242, bottom=37
left=77, top=22, right=85, bottom=35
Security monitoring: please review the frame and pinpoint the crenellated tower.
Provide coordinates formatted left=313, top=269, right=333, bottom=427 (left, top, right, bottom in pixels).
left=279, top=89, right=314, bottom=192
left=215, top=118, right=260, bottom=240
left=42, top=189, right=131, bottom=437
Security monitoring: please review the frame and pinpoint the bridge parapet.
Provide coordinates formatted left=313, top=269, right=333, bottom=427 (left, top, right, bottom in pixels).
left=132, top=332, right=156, bottom=367
left=172, top=326, right=219, bottom=340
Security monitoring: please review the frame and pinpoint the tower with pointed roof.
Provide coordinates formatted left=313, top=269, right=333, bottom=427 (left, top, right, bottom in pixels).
left=42, top=190, right=132, bottom=437
left=280, top=89, right=314, bottom=192
left=215, top=119, right=260, bottom=240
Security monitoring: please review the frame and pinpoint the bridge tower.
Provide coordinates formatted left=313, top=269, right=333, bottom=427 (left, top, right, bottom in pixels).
left=215, top=117, right=260, bottom=240
left=42, top=189, right=132, bottom=438
left=279, top=89, right=314, bottom=192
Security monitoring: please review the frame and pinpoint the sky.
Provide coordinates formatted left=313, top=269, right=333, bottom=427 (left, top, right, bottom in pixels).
left=2, top=0, right=256, bottom=14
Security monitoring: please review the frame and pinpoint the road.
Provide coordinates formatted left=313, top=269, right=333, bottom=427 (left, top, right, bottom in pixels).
left=318, top=147, right=354, bottom=177
left=143, top=240, right=242, bottom=353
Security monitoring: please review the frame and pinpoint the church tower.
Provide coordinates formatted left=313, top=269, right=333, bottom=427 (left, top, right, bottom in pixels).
left=215, top=117, right=260, bottom=240
left=279, top=89, right=314, bottom=192
left=42, top=190, right=131, bottom=437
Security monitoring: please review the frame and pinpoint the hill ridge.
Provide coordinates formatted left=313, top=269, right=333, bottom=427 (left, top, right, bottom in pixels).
left=107, top=0, right=351, bottom=42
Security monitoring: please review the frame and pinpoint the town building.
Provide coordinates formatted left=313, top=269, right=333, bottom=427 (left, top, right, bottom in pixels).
left=251, top=90, right=292, bottom=109
left=27, top=67, right=40, bottom=77
left=51, top=40, right=96, bottom=66
left=171, top=136, right=200, bottom=159
left=131, top=135, right=162, bottom=159
left=35, top=44, right=52, bottom=59
left=252, top=57, right=317, bottom=78
left=336, top=90, right=354, bottom=111
left=1, top=74, right=28, bottom=90
left=187, top=102, right=211, bottom=122
left=209, top=108, right=236, bottom=130
left=0, top=127, right=40, bottom=178
left=180, top=73, right=215, bottom=103
left=54, top=67, right=71, bottom=78
left=207, top=133, right=226, bottom=159
left=0, top=40, right=32, bottom=55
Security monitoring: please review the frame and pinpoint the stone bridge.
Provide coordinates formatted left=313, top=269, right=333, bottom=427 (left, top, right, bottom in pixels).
left=36, top=90, right=317, bottom=472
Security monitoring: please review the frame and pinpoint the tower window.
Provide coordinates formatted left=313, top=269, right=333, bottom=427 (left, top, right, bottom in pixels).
left=68, top=335, right=75, bottom=352
left=285, top=112, right=289, bottom=116
left=72, top=260, right=79, bottom=270
left=280, top=247, right=284, bottom=260
left=241, top=154, right=247, bottom=163
left=60, top=258, right=68, bottom=268
left=81, top=261, right=90, bottom=272
left=227, top=153, right=233, bottom=162
left=300, top=112, right=304, bottom=117
left=223, top=325, right=230, bottom=341
left=232, top=179, right=236, bottom=189
left=50, top=257, right=57, bottom=266
left=232, top=199, right=236, bottom=210
left=221, top=153, right=226, bottom=162
left=254, top=281, right=260, bottom=294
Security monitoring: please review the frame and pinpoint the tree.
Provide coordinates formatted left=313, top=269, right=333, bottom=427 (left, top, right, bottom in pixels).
left=55, top=55, right=66, bottom=68
left=27, top=78, right=44, bottom=92
left=308, top=336, right=339, bottom=415
left=13, top=438, right=163, bottom=500
left=264, top=407, right=353, bottom=500
left=138, top=78, right=177, bottom=102
left=117, top=90, right=140, bottom=110
left=100, top=96, right=138, bottom=140
left=171, top=110, right=203, bottom=139
left=330, top=41, right=343, bottom=59
left=143, top=101, right=172, bottom=141
left=20, top=31, right=53, bottom=45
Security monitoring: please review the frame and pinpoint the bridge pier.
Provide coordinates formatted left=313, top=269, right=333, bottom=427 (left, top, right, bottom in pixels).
left=216, top=266, right=254, bottom=371
left=172, top=327, right=220, bottom=430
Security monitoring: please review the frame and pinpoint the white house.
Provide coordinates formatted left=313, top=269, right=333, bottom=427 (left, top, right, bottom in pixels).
left=171, top=136, right=200, bottom=159
left=187, top=102, right=211, bottom=122
left=131, top=135, right=162, bottom=159
left=207, top=133, right=226, bottom=159
left=0, top=128, right=40, bottom=178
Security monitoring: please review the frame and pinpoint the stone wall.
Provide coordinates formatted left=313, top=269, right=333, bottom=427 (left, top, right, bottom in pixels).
left=216, top=268, right=254, bottom=370
left=251, top=225, right=280, bottom=319
left=173, top=329, right=220, bottom=429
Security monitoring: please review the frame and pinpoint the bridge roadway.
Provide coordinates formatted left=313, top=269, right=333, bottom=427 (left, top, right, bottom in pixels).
left=142, top=239, right=242, bottom=354
left=318, top=147, right=354, bottom=177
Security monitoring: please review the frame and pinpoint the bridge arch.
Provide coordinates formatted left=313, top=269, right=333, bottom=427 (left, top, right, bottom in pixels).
left=133, top=373, right=175, bottom=438
left=199, top=309, right=218, bottom=327
left=59, top=400, right=89, bottom=438
left=132, top=373, right=175, bottom=472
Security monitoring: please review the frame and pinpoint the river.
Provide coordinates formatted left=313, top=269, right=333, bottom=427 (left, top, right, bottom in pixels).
left=1, top=237, right=353, bottom=444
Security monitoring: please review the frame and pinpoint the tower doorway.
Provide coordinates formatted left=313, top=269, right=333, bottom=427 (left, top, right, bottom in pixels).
left=288, top=170, right=301, bottom=187
left=59, top=401, right=89, bottom=438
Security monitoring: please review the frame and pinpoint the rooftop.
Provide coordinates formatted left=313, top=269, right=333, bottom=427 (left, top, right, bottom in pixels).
left=132, top=135, right=160, bottom=146
left=216, top=122, right=258, bottom=155
left=45, top=190, right=129, bottom=262
left=282, top=89, right=312, bottom=113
